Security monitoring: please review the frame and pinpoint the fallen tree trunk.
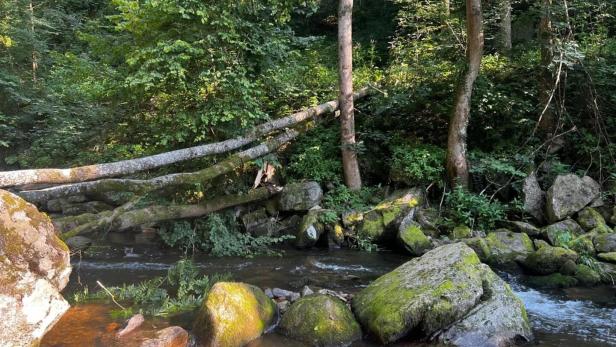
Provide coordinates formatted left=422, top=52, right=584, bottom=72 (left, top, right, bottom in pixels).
left=60, top=186, right=281, bottom=239
left=19, top=130, right=299, bottom=205
left=1, top=88, right=370, bottom=188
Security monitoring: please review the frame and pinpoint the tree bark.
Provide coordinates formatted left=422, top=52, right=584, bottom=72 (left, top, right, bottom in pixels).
left=446, top=0, right=484, bottom=188
left=497, top=0, right=512, bottom=54
left=0, top=89, right=370, bottom=188
left=60, top=186, right=281, bottom=238
left=538, top=0, right=555, bottom=136
left=338, top=0, right=362, bottom=190
left=29, top=0, right=38, bottom=83
left=18, top=131, right=299, bottom=204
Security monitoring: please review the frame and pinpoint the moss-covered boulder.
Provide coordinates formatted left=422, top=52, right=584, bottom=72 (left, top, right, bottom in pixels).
left=295, top=210, right=325, bottom=249
left=278, top=181, right=323, bottom=211
left=546, top=174, right=601, bottom=223
left=568, top=233, right=596, bottom=255
left=462, top=237, right=491, bottom=261
left=593, top=233, right=616, bottom=253
left=0, top=189, right=72, bottom=346
left=352, top=243, right=530, bottom=345
left=575, top=264, right=601, bottom=286
left=451, top=225, right=472, bottom=239
left=527, top=273, right=578, bottom=288
left=522, top=245, right=579, bottom=275
left=278, top=294, right=361, bottom=346
left=542, top=219, right=584, bottom=247
left=577, top=207, right=609, bottom=232
left=398, top=223, right=432, bottom=256
left=437, top=270, right=532, bottom=347
left=485, top=230, right=534, bottom=266
left=193, top=282, right=276, bottom=347
left=597, top=252, right=616, bottom=263
left=358, top=188, right=423, bottom=243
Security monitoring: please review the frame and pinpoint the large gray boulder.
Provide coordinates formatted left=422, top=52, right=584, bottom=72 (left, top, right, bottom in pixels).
left=278, top=181, right=323, bottom=211
left=437, top=270, right=532, bottom=347
left=352, top=243, right=531, bottom=345
left=279, top=294, right=362, bottom=346
left=542, top=219, right=584, bottom=247
left=0, top=189, right=72, bottom=346
left=522, top=172, right=546, bottom=223
left=546, top=174, right=601, bottom=223
left=522, top=245, right=579, bottom=275
left=484, top=230, right=534, bottom=266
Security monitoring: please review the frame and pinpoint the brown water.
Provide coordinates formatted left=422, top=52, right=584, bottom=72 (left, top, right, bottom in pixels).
left=43, top=247, right=616, bottom=347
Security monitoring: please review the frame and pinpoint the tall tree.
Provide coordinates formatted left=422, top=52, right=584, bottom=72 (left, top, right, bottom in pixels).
left=538, top=0, right=556, bottom=137
left=338, top=0, right=362, bottom=190
left=497, top=0, right=512, bottom=53
left=446, top=0, right=484, bottom=188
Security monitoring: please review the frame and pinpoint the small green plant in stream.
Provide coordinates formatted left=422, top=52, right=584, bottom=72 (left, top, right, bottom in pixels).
left=72, top=259, right=230, bottom=318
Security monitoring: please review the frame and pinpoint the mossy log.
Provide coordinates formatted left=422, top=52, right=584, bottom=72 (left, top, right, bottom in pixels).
left=60, top=186, right=281, bottom=239
left=19, top=130, right=298, bottom=205
left=0, top=88, right=370, bottom=188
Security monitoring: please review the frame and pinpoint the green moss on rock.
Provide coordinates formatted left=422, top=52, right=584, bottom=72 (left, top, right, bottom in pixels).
left=462, top=237, right=491, bottom=261
left=575, top=264, right=601, bottom=286
left=398, top=224, right=431, bottom=256
left=577, top=207, right=607, bottom=232
left=597, top=252, right=616, bottom=263
left=193, top=282, right=276, bottom=347
left=485, top=230, right=534, bottom=266
left=452, top=225, right=472, bottom=239
left=279, top=294, right=361, bottom=347
left=522, top=245, right=578, bottom=275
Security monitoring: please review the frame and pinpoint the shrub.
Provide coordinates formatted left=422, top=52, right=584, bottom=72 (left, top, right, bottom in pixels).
left=445, top=186, right=506, bottom=231
left=389, top=143, right=446, bottom=187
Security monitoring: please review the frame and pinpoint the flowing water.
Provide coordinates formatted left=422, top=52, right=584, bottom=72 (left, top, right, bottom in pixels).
left=42, top=247, right=616, bottom=346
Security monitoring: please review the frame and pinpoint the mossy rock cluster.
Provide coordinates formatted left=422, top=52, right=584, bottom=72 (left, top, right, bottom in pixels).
left=193, top=282, right=276, bottom=347
left=279, top=294, right=362, bottom=347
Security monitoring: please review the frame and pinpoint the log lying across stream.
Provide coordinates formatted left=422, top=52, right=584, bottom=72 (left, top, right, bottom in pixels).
left=0, top=88, right=370, bottom=188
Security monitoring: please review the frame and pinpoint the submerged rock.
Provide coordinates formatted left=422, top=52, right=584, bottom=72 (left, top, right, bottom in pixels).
left=278, top=181, right=323, bottom=211
left=485, top=230, right=534, bottom=266
left=546, top=174, right=600, bottom=223
left=352, top=243, right=530, bottom=345
left=141, top=326, right=189, bottom=347
left=522, top=245, right=578, bottom=275
left=279, top=294, right=362, bottom=346
left=65, top=235, right=93, bottom=252
left=193, top=282, right=276, bottom=347
left=527, top=273, right=578, bottom=288
left=0, top=189, right=72, bottom=347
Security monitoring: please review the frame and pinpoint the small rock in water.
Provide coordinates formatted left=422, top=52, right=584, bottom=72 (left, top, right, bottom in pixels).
left=264, top=288, right=273, bottom=298
left=301, top=286, right=314, bottom=296
left=276, top=300, right=290, bottom=313
left=117, top=314, right=145, bottom=337
left=140, top=326, right=189, bottom=347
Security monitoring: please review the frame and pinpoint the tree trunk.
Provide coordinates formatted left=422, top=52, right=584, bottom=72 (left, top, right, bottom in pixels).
left=497, top=0, right=512, bottom=54
left=338, top=0, right=362, bottom=190
left=0, top=89, right=370, bottom=188
left=446, top=0, right=484, bottom=188
left=29, top=0, right=38, bottom=83
left=60, top=186, right=280, bottom=238
left=538, top=0, right=555, bottom=136
left=18, top=130, right=299, bottom=204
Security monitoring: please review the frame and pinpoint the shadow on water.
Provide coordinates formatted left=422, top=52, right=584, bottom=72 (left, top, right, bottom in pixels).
left=44, top=248, right=616, bottom=346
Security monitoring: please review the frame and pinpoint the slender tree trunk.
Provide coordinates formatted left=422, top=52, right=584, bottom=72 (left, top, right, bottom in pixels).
left=0, top=89, right=370, bottom=188
left=446, top=0, right=484, bottom=188
left=28, top=0, right=37, bottom=83
left=338, top=0, right=362, bottom=190
left=444, top=0, right=451, bottom=16
left=497, top=0, right=512, bottom=54
left=538, top=0, right=555, bottom=136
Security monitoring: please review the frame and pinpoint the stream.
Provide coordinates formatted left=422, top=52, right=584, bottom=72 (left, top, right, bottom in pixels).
left=42, top=247, right=616, bottom=346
